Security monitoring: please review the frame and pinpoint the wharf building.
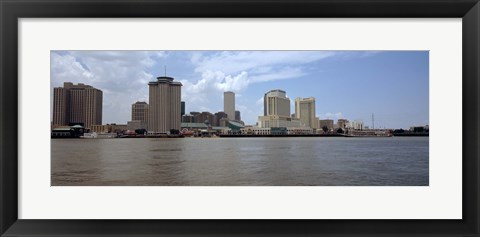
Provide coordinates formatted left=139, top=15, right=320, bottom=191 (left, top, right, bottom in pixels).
left=224, top=91, right=235, bottom=120
left=337, top=119, right=349, bottom=129
left=241, top=126, right=312, bottom=135
left=148, top=76, right=182, bottom=134
left=295, top=97, right=317, bottom=129
left=127, top=120, right=147, bottom=131
left=91, top=123, right=127, bottom=134
left=346, top=120, right=365, bottom=130
left=258, top=89, right=303, bottom=128
left=319, top=119, right=335, bottom=131
left=52, top=82, right=103, bottom=129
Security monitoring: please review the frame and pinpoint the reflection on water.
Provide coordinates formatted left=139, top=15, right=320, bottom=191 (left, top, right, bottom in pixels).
left=51, top=137, right=428, bottom=186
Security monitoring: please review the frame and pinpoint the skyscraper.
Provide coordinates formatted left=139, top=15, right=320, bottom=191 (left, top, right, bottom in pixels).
left=258, top=89, right=303, bottom=128
left=264, top=89, right=290, bottom=117
left=295, top=97, right=316, bottom=129
left=131, top=101, right=149, bottom=124
left=148, top=76, right=182, bottom=133
left=224, top=91, right=235, bottom=120
left=181, top=101, right=185, bottom=116
left=52, top=82, right=102, bottom=129
left=235, top=110, right=241, bottom=121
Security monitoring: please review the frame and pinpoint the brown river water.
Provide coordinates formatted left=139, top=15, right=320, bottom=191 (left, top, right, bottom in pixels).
left=51, top=137, right=428, bottom=186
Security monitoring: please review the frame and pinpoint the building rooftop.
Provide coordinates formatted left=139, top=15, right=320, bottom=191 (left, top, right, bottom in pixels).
left=228, top=120, right=245, bottom=128
left=266, top=89, right=286, bottom=94
left=148, top=76, right=182, bottom=86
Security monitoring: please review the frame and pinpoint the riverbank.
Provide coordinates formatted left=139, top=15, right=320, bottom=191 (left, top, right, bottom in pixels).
left=219, top=134, right=345, bottom=138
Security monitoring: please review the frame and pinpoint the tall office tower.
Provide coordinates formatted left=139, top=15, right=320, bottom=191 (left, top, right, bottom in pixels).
left=131, top=101, right=149, bottom=124
left=295, top=97, right=316, bottom=129
left=264, top=89, right=290, bottom=117
left=258, top=89, right=303, bottom=128
left=148, top=76, right=182, bottom=133
left=224, top=91, right=235, bottom=120
left=52, top=82, right=103, bottom=129
left=235, top=110, right=241, bottom=121
left=181, top=101, right=185, bottom=116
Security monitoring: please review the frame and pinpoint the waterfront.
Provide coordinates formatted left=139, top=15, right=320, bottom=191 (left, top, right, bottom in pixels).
left=51, top=137, right=428, bottom=186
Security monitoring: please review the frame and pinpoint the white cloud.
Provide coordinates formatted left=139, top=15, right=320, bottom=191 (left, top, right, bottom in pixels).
left=215, top=71, right=249, bottom=92
left=51, top=51, right=157, bottom=124
left=324, top=112, right=344, bottom=120
left=179, top=70, right=250, bottom=113
left=192, top=51, right=337, bottom=75
left=177, top=51, right=341, bottom=116
left=236, top=104, right=261, bottom=125
left=51, top=54, right=93, bottom=82
left=256, top=96, right=264, bottom=106
left=249, top=67, right=305, bottom=83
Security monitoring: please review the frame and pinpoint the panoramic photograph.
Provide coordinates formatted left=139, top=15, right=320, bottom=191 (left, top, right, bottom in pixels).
left=50, top=50, right=429, bottom=186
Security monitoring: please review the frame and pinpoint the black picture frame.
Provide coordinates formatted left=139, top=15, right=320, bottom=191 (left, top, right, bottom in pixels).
left=1, top=0, right=479, bottom=236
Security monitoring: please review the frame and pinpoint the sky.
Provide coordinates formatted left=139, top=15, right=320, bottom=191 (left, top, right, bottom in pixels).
left=50, top=50, right=429, bottom=129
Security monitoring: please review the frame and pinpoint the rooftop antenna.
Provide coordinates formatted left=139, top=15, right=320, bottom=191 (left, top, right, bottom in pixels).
left=164, top=65, right=167, bottom=77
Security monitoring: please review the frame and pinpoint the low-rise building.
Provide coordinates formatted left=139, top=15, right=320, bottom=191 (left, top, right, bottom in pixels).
left=258, top=115, right=304, bottom=128
left=91, top=123, right=127, bottom=134
left=337, top=119, right=349, bottom=129
left=182, top=114, right=196, bottom=123
left=127, top=120, right=147, bottom=131
left=319, top=119, right=334, bottom=131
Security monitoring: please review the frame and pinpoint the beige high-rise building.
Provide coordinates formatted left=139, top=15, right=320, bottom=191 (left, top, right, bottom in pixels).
left=132, top=101, right=149, bottom=124
left=148, top=76, right=182, bottom=133
left=295, top=97, right=316, bottom=129
left=264, top=89, right=290, bottom=117
left=52, top=82, right=102, bottom=129
left=258, top=89, right=304, bottom=128
left=224, top=91, right=235, bottom=120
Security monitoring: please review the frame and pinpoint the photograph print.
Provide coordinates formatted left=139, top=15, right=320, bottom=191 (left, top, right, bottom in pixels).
left=51, top=50, right=429, bottom=186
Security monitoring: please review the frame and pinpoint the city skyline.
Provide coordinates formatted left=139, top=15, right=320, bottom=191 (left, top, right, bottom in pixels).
left=51, top=50, right=429, bottom=129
